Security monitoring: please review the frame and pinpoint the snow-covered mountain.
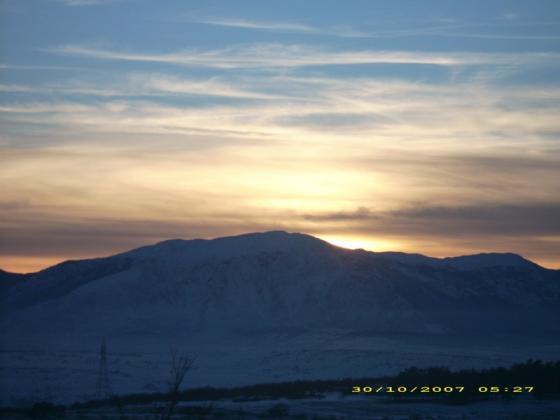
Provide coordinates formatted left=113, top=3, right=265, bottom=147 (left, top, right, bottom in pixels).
left=2, top=231, right=560, bottom=404
left=2, top=231, right=559, bottom=337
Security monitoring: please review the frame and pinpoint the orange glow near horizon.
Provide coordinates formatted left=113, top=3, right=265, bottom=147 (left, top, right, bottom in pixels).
left=0, top=256, right=66, bottom=274
left=316, top=235, right=405, bottom=253
left=1, top=235, right=559, bottom=274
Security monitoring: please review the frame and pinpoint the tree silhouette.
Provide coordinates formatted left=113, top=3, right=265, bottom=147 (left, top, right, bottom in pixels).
left=159, top=350, right=194, bottom=420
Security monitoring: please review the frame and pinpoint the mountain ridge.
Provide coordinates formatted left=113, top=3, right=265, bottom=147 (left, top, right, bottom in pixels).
left=0, top=230, right=548, bottom=276
left=1, top=231, right=559, bottom=338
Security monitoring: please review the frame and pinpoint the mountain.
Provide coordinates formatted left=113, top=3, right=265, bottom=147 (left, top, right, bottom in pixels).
left=0, top=268, right=26, bottom=293
left=2, top=231, right=560, bottom=403
left=2, top=231, right=559, bottom=336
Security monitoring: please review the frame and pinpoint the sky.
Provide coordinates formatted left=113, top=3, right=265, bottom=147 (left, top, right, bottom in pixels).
left=1, top=0, right=559, bottom=272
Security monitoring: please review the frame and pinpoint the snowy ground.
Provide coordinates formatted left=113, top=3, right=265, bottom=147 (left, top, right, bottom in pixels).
left=174, top=395, right=560, bottom=419
left=2, top=395, right=560, bottom=419
left=2, top=329, right=559, bottom=407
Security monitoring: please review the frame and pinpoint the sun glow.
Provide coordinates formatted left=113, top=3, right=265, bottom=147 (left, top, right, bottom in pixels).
left=316, top=235, right=402, bottom=252
left=0, top=256, right=65, bottom=274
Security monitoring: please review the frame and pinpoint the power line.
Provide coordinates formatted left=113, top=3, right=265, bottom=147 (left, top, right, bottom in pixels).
left=95, top=336, right=111, bottom=399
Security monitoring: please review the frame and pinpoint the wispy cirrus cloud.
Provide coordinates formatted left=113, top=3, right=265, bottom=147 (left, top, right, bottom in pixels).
left=440, top=32, right=560, bottom=40
left=0, top=64, right=104, bottom=73
left=3, top=74, right=560, bottom=146
left=47, top=43, right=558, bottom=69
left=186, top=16, right=369, bottom=38
left=190, top=17, right=319, bottom=34
left=0, top=74, right=286, bottom=100
left=187, top=16, right=560, bottom=41
left=57, top=0, right=121, bottom=6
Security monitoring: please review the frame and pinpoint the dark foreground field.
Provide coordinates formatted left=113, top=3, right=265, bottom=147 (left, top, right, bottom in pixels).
left=3, top=396, right=560, bottom=419
left=2, top=360, right=559, bottom=419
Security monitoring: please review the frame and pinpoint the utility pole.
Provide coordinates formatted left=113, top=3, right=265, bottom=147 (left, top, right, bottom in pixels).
left=95, top=336, right=111, bottom=399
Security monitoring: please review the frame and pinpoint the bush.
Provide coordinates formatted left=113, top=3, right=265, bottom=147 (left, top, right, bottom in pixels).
left=265, top=402, right=289, bottom=417
left=29, top=402, right=65, bottom=418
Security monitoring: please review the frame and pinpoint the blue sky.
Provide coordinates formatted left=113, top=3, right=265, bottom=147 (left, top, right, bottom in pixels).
left=3, top=0, right=560, bottom=90
left=1, top=0, right=560, bottom=271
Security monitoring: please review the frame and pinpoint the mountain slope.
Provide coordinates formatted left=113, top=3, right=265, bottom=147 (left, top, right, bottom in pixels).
left=2, top=231, right=559, bottom=337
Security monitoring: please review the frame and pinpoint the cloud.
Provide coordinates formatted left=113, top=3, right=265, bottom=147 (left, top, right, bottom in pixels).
left=2, top=73, right=560, bottom=155
left=0, top=74, right=286, bottom=100
left=2, top=134, right=559, bottom=269
left=0, top=84, right=35, bottom=94
left=125, top=73, right=284, bottom=99
left=47, top=43, right=557, bottom=69
left=0, top=215, right=272, bottom=258
left=2, top=200, right=559, bottom=270
left=189, top=17, right=320, bottom=34
left=0, top=64, right=102, bottom=72
left=304, top=206, right=376, bottom=222
left=301, top=202, right=560, bottom=267
left=186, top=16, right=370, bottom=38
left=57, top=0, right=120, bottom=6
left=391, top=203, right=560, bottom=235
left=186, top=16, right=560, bottom=41
left=501, top=12, right=519, bottom=21
left=437, top=33, right=560, bottom=40
left=302, top=201, right=560, bottom=237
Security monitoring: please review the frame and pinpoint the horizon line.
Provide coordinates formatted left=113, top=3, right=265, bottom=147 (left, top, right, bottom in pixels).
left=1, top=230, right=554, bottom=275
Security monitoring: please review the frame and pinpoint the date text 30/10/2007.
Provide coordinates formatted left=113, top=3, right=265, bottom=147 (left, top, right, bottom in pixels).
left=352, top=386, right=534, bottom=394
